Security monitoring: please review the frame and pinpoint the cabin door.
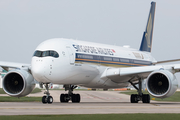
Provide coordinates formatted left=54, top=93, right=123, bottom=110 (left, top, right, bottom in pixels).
left=66, top=46, right=74, bottom=65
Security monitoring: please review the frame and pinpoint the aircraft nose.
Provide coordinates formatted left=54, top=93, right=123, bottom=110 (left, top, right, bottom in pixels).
left=31, top=59, right=47, bottom=82
left=32, top=65, right=43, bottom=81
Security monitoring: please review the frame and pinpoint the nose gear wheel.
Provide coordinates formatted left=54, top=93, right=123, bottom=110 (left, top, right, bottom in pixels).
left=41, top=83, right=53, bottom=104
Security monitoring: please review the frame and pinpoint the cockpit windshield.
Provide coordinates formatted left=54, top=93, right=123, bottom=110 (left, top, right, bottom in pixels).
left=33, top=50, right=59, bottom=58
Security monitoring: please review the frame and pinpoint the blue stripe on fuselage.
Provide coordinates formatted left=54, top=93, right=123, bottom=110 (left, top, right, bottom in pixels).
left=75, top=53, right=152, bottom=67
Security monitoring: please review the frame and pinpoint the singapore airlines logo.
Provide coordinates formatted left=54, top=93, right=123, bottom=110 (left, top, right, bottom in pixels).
left=73, top=44, right=114, bottom=55
left=145, top=14, right=152, bottom=48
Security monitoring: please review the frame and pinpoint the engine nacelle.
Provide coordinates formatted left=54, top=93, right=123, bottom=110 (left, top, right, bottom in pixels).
left=2, top=69, right=36, bottom=97
left=146, top=70, right=178, bottom=98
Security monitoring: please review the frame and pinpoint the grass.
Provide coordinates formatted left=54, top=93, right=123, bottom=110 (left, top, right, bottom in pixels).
left=121, top=90, right=180, bottom=102
left=0, top=88, right=42, bottom=94
left=30, top=88, right=42, bottom=93
left=0, top=88, right=6, bottom=94
left=0, top=96, right=41, bottom=102
left=1, top=114, right=180, bottom=120
left=0, top=88, right=42, bottom=102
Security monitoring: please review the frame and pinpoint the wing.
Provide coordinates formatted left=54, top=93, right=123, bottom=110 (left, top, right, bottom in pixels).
left=0, top=61, right=30, bottom=71
left=153, top=59, right=180, bottom=65
left=101, top=64, right=180, bottom=83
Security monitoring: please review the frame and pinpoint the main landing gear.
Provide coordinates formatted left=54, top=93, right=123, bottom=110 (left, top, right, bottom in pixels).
left=41, top=83, right=53, bottom=104
left=60, top=85, right=81, bottom=103
left=129, top=78, right=150, bottom=103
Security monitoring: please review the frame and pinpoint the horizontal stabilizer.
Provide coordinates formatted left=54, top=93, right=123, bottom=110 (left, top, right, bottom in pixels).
left=154, top=59, right=180, bottom=65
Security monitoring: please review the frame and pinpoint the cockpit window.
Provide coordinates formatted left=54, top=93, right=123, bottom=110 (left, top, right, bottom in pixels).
left=33, top=51, right=42, bottom=57
left=33, top=50, right=59, bottom=58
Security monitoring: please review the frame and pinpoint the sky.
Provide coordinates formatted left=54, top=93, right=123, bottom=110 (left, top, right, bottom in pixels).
left=0, top=0, right=180, bottom=79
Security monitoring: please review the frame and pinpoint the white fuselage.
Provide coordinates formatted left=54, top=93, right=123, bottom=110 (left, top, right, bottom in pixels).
left=31, top=38, right=157, bottom=88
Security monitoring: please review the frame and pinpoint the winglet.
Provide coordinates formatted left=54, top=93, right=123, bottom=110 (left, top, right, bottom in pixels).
left=140, top=2, right=156, bottom=52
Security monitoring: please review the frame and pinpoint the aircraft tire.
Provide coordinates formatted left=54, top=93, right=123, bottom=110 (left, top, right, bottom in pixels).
left=131, top=94, right=138, bottom=103
left=71, top=94, right=77, bottom=103
left=64, top=94, right=69, bottom=102
left=77, top=94, right=81, bottom=103
left=60, top=94, right=65, bottom=102
left=72, top=94, right=80, bottom=103
left=142, top=94, right=150, bottom=103
left=42, top=96, right=47, bottom=104
left=47, top=96, right=53, bottom=104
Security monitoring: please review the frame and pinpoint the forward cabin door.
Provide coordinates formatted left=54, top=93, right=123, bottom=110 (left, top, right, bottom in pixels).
left=66, top=46, right=74, bottom=65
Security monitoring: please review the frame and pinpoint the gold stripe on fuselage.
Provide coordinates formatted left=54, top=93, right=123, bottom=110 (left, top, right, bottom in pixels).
left=75, top=58, right=148, bottom=67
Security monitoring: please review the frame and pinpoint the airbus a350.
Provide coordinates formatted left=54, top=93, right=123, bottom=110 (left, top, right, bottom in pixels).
left=1, top=2, right=180, bottom=104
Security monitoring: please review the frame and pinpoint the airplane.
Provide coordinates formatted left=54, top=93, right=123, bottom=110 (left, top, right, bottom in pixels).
left=1, top=1, right=180, bottom=104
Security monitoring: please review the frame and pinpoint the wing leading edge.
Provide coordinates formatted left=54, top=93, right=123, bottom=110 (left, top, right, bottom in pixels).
left=101, top=64, right=180, bottom=83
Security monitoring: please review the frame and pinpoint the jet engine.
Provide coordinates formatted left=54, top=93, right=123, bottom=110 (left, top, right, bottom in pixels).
left=146, top=70, right=178, bottom=98
left=2, top=69, right=35, bottom=97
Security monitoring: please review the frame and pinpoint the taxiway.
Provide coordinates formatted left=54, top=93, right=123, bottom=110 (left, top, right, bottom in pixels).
left=0, top=90, right=180, bottom=115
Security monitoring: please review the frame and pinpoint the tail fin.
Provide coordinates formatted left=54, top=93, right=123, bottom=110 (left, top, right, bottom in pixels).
left=140, top=2, right=156, bottom=52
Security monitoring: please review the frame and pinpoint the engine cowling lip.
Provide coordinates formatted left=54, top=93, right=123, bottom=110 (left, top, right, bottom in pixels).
left=2, top=70, right=26, bottom=97
left=146, top=70, right=171, bottom=98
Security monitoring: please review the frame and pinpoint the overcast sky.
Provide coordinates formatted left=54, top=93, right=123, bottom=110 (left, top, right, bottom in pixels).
left=0, top=1, right=180, bottom=74
left=0, top=0, right=179, bottom=62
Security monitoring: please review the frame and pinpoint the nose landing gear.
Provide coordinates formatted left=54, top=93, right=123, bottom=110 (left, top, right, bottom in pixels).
left=41, top=83, right=53, bottom=104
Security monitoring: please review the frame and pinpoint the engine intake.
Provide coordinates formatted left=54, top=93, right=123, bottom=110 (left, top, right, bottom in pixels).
left=146, top=70, right=178, bottom=98
left=3, top=69, right=35, bottom=97
left=148, top=73, right=169, bottom=95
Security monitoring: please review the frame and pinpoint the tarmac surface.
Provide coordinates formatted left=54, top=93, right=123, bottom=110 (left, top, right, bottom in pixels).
left=1, top=90, right=180, bottom=115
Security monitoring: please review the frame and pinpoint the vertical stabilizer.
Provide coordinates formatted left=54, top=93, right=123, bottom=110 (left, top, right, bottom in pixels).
left=140, top=2, right=156, bottom=52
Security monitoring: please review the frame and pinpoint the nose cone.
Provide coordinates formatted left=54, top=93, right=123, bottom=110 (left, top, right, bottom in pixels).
left=31, top=58, right=48, bottom=83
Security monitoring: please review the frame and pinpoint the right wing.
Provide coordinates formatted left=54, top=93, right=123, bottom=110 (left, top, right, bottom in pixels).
left=0, top=61, right=30, bottom=72
left=101, top=64, right=180, bottom=83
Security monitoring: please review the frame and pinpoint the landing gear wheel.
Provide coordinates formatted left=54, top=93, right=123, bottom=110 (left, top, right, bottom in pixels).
left=72, top=94, right=76, bottom=103
left=72, top=94, right=81, bottom=103
left=130, top=94, right=138, bottom=103
left=42, top=96, right=47, bottom=104
left=47, top=96, right=53, bottom=104
left=62, top=85, right=81, bottom=103
left=60, top=94, right=65, bottom=102
left=129, top=78, right=151, bottom=104
left=64, top=94, right=69, bottom=102
left=41, top=83, right=53, bottom=104
left=76, top=94, right=80, bottom=103
left=142, top=94, right=150, bottom=103
left=60, top=94, right=69, bottom=103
